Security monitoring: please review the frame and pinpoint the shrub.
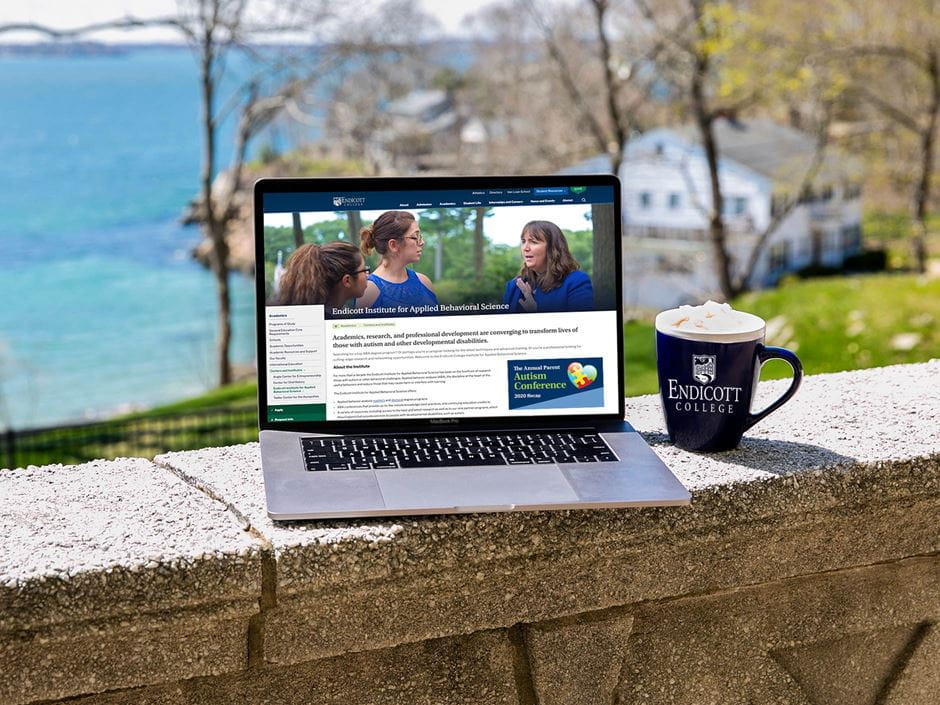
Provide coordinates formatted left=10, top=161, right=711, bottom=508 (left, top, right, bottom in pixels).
left=843, top=249, right=887, bottom=272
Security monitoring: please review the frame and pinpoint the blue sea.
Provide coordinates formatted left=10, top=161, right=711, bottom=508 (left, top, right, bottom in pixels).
left=0, top=48, right=266, bottom=428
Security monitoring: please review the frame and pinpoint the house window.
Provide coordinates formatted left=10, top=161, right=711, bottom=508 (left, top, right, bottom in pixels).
left=769, top=242, right=790, bottom=273
left=722, top=196, right=748, bottom=215
left=841, top=224, right=861, bottom=252
left=844, top=182, right=862, bottom=200
left=640, top=192, right=652, bottom=209
left=668, top=193, right=681, bottom=209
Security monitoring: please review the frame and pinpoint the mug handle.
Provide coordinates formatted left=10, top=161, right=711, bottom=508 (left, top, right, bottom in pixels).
left=743, top=345, right=803, bottom=432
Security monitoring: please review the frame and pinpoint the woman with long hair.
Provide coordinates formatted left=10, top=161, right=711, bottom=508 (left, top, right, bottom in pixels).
left=275, top=241, right=370, bottom=312
left=502, top=220, right=593, bottom=313
left=356, top=210, right=438, bottom=311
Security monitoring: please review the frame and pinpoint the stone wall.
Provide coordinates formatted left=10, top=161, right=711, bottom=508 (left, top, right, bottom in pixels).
left=1, top=362, right=938, bottom=704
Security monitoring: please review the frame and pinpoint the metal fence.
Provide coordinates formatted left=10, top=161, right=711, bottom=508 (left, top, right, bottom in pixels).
left=1, top=403, right=259, bottom=470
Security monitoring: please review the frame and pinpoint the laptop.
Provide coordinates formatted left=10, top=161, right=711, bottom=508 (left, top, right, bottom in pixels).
left=254, top=175, right=690, bottom=519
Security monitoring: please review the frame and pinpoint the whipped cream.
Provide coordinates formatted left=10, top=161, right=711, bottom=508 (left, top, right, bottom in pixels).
left=655, top=301, right=765, bottom=341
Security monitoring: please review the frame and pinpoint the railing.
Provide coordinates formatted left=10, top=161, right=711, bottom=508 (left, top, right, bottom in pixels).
left=1, top=402, right=258, bottom=469
left=624, top=219, right=753, bottom=241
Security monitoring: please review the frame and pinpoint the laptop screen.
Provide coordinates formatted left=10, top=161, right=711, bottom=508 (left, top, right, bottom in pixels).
left=256, top=176, right=622, bottom=429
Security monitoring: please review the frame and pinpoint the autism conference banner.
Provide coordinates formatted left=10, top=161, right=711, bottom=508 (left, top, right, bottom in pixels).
left=508, top=358, right=605, bottom=410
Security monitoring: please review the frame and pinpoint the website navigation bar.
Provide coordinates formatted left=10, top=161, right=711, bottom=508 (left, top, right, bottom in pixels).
left=263, top=185, right=614, bottom=213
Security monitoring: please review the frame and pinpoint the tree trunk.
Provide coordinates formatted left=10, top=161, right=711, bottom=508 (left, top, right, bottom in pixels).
left=198, top=21, right=231, bottom=387
left=347, top=211, right=362, bottom=247
left=912, top=48, right=939, bottom=275
left=690, top=37, right=735, bottom=300
left=473, top=208, right=486, bottom=279
left=213, top=231, right=233, bottom=387
left=811, top=227, right=824, bottom=267
left=435, top=231, right=444, bottom=281
left=591, top=0, right=626, bottom=176
left=292, top=212, right=304, bottom=247
left=591, top=203, right=616, bottom=308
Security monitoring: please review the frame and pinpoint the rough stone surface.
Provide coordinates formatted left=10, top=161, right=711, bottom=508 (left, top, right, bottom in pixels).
left=0, top=458, right=261, bottom=704
left=618, top=555, right=940, bottom=704
left=2, top=364, right=938, bottom=704
left=625, top=360, right=940, bottom=491
left=524, top=612, right=634, bottom=705
left=156, top=363, right=940, bottom=666
left=882, top=624, right=940, bottom=705
left=66, top=629, right=520, bottom=705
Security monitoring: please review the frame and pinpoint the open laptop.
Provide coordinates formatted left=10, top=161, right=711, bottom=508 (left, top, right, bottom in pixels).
left=254, top=175, right=690, bottom=519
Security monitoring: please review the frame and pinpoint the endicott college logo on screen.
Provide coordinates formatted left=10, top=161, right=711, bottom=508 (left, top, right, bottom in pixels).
left=332, top=195, right=366, bottom=208
left=692, top=355, right=716, bottom=385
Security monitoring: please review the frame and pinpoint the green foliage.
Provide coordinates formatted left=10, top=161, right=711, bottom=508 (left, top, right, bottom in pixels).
left=862, top=210, right=940, bottom=269
left=627, top=273, right=940, bottom=396
left=264, top=207, right=596, bottom=306
left=734, top=273, right=940, bottom=377
left=565, top=229, right=594, bottom=278
left=12, top=274, right=938, bottom=466
left=257, top=143, right=280, bottom=165
left=623, top=321, right=659, bottom=397
left=863, top=210, right=940, bottom=242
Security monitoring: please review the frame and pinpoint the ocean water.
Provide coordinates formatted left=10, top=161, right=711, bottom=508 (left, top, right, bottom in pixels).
left=0, top=48, right=260, bottom=428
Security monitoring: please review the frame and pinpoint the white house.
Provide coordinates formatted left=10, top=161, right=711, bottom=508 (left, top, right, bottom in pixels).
left=563, top=118, right=864, bottom=309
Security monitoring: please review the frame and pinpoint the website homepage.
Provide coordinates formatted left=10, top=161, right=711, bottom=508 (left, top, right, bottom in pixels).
left=261, top=184, right=619, bottom=424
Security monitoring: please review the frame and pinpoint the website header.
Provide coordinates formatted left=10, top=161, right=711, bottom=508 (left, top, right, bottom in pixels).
left=263, top=185, right=615, bottom=213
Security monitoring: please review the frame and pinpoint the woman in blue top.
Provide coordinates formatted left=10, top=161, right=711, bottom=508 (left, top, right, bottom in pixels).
left=356, top=210, right=438, bottom=313
left=502, top=220, right=593, bottom=313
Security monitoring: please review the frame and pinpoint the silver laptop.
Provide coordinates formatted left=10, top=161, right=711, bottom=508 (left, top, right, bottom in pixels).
left=254, top=175, right=690, bottom=519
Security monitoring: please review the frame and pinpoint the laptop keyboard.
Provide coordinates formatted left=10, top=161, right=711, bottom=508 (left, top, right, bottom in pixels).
left=301, top=431, right=619, bottom=472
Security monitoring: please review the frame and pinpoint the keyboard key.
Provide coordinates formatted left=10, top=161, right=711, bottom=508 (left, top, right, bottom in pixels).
left=301, top=431, right=617, bottom=472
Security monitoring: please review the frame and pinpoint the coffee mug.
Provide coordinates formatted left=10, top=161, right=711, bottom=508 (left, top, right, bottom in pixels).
left=655, top=306, right=802, bottom=452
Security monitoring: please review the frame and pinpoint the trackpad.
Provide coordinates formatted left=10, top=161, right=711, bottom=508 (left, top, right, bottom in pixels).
left=376, top=465, right=578, bottom=510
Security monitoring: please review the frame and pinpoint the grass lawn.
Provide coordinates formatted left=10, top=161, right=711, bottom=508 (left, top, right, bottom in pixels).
left=6, top=272, right=937, bottom=468
left=628, top=271, right=939, bottom=396
left=124, top=271, right=940, bottom=403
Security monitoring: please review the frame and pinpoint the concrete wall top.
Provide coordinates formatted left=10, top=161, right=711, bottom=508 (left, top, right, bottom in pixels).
left=2, top=362, right=938, bottom=697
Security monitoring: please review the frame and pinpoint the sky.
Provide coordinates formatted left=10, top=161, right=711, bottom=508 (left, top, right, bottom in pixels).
left=266, top=205, right=595, bottom=248
left=0, top=0, right=491, bottom=42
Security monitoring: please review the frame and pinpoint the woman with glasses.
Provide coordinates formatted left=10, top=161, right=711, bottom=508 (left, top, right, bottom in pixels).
left=275, top=241, right=370, bottom=315
left=357, top=210, right=438, bottom=312
left=502, top=220, right=593, bottom=313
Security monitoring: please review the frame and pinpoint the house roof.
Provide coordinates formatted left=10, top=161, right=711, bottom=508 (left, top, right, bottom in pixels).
left=386, top=89, right=450, bottom=119
left=562, top=118, right=863, bottom=186
left=671, top=119, right=823, bottom=182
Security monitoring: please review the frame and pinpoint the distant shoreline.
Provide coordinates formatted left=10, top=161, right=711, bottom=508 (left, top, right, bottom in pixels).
left=0, top=41, right=319, bottom=57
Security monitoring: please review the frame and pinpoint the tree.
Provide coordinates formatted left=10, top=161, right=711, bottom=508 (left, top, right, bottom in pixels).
left=526, top=0, right=671, bottom=175
left=7, top=1, right=435, bottom=386
left=3, top=3, right=330, bottom=386
left=637, top=0, right=834, bottom=298
left=826, top=0, right=939, bottom=273
left=473, top=207, right=487, bottom=279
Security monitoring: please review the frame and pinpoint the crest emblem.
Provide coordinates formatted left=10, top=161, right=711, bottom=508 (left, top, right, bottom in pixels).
left=692, top=355, right=716, bottom=384
left=332, top=196, right=344, bottom=207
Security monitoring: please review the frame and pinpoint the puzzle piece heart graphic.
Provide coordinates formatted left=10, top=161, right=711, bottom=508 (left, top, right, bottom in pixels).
left=567, top=362, right=598, bottom=389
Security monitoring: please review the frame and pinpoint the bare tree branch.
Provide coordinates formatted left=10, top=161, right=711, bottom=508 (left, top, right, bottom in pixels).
left=678, top=153, right=711, bottom=219
left=591, top=0, right=628, bottom=172
left=825, top=44, right=931, bottom=73
left=524, top=0, right=612, bottom=159
left=737, top=104, right=832, bottom=290
left=848, top=83, right=922, bottom=134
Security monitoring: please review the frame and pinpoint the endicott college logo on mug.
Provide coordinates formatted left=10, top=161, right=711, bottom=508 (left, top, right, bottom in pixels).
left=692, top=355, right=716, bottom=384
left=655, top=301, right=803, bottom=452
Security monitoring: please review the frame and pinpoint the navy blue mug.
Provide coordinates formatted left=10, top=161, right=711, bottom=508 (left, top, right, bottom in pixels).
left=655, top=310, right=802, bottom=452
